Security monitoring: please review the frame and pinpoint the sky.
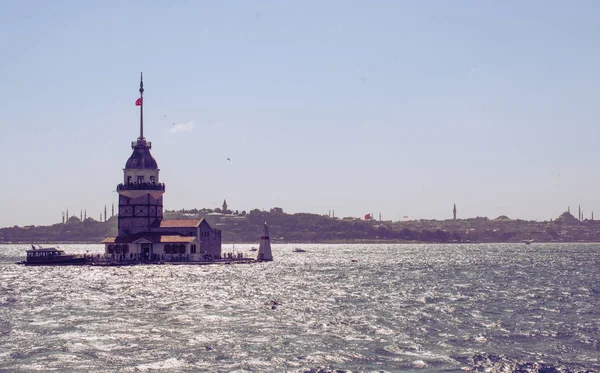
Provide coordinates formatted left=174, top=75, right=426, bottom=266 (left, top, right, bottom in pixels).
left=1, top=0, right=599, bottom=227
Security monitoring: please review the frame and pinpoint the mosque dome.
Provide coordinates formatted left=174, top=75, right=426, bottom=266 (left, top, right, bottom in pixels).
left=125, top=145, right=158, bottom=169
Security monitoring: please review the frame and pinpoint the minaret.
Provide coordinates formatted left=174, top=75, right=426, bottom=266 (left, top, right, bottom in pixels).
left=453, top=204, right=457, bottom=220
left=62, top=211, right=65, bottom=224
left=112, top=203, right=114, bottom=217
left=116, top=73, right=165, bottom=236
left=84, top=209, right=87, bottom=221
left=579, top=205, right=581, bottom=221
left=66, top=209, right=69, bottom=222
left=257, top=221, right=273, bottom=261
left=104, top=205, right=107, bottom=222
left=80, top=210, right=83, bottom=221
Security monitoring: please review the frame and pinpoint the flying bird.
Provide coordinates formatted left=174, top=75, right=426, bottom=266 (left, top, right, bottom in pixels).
left=227, top=158, right=231, bottom=161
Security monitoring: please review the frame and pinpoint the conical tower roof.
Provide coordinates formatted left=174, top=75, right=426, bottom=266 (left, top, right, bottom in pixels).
left=125, top=72, right=158, bottom=170
left=125, top=145, right=158, bottom=169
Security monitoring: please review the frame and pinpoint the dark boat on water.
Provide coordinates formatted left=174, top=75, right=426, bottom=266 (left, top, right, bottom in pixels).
left=23, top=246, right=86, bottom=265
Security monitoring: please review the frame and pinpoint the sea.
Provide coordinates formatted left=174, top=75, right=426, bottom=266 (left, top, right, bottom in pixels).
left=0, top=243, right=598, bottom=373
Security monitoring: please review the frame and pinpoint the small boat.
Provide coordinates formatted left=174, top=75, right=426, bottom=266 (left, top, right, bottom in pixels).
left=23, top=246, right=86, bottom=265
left=250, top=247, right=258, bottom=252
left=522, top=239, right=534, bottom=245
left=293, top=248, right=307, bottom=253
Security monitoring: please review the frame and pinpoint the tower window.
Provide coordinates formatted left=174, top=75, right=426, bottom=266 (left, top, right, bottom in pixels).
left=137, top=176, right=144, bottom=183
left=127, top=176, right=132, bottom=183
left=150, top=176, right=155, bottom=184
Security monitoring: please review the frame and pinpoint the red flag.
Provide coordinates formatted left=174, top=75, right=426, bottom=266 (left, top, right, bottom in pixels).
left=364, top=213, right=371, bottom=220
left=135, top=98, right=143, bottom=106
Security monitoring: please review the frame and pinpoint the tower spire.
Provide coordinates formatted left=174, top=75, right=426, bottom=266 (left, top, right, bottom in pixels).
left=139, top=72, right=144, bottom=140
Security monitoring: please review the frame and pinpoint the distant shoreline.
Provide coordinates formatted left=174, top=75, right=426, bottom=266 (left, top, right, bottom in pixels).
left=1, top=240, right=596, bottom=245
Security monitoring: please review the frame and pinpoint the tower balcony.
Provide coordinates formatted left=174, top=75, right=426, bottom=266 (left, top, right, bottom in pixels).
left=117, top=182, right=165, bottom=192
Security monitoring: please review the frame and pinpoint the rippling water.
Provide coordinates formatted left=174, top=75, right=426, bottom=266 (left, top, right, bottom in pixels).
left=0, top=243, right=598, bottom=372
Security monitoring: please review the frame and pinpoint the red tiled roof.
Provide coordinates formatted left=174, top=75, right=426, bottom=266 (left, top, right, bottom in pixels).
left=155, top=219, right=203, bottom=228
left=101, top=235, right=197, bottom=244
left=155, top=235, right=196, bottom=243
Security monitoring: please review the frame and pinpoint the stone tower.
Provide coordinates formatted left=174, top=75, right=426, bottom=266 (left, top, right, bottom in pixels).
left=222, top=199, right=228, bottom=214
left=117, top=73, right=166, bottom=236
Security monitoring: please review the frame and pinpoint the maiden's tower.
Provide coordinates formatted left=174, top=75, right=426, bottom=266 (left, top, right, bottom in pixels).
left=101, top=74, right=222, bottom=260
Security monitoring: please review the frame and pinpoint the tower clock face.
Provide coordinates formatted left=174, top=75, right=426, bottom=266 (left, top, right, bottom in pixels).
left=135, top=206, right=148, bottom=216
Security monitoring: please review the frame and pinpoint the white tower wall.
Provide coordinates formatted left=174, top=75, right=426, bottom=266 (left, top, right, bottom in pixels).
left=257, top=222, right=273, bottom=261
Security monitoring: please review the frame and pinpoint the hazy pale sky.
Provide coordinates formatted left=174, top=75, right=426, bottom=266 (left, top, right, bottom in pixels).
left=1, top=0, right=599, bottom=227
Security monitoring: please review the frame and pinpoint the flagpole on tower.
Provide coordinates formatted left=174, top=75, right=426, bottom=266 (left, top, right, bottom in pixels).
left=139, top=72, right=144, bottom=140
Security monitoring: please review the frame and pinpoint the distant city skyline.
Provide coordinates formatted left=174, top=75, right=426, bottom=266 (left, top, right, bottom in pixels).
left=1, top=1, right=600, bottom=227
left=56, top=203, right=591, bottom=223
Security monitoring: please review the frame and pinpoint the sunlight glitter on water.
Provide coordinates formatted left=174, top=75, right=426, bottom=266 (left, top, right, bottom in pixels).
left=0, top=243, right=599, bottom=372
